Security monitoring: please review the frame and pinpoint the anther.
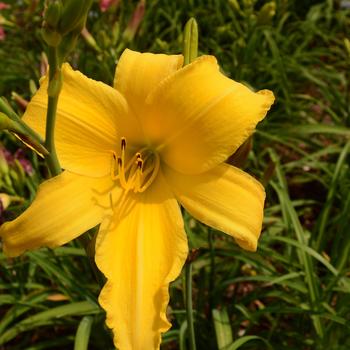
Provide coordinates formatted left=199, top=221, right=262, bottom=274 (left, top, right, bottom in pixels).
left=110, top=143, right=160, bottom=194
left=121, top=137, right=126, bottom=150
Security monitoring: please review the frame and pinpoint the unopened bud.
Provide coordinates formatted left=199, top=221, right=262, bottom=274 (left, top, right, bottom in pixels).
left=229, top=0, right=241, bottom=12
left=58, top=0, right=92, bottom=35
left=11, top=92, right=28, bottom=110
left=123, top=0, right=145, bottom=42
left=44, top=0, right=63, bottom=29
left=344, top=38, right=350, bottom=59
left=0, top=112, right=47, bottom=156
left=40, top=52, right=49, bottom=77
left=0, top=193, right=10, bottom=210
left=257, top=2, right=276, bottom=25
left=0, top=148, right=8, bottom=175
left=0, top=111, right=14, bottom=131
left=81, top=27, right=101, bottom=52
left=243, top=0, right=253, bottom=9
left=183, top=18, right=198, bottom=66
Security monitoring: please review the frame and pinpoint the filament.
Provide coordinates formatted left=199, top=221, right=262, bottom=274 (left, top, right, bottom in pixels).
left=110, top=137, right=160, bottom=193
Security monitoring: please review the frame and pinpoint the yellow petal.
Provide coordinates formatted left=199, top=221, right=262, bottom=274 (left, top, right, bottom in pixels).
left=163, top=163, right=265, bottom=251
left=0, top=171, right=120, bottom=257
left=95, top=173, right=188, bottom=350
left=114, top=49, right=183, bottom=116
left=145, top=56, right=274, bottom=174
left=23, top=64, right=141, bottom=177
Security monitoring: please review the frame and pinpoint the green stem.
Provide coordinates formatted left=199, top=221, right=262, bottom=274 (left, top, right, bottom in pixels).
left=45, top=96, right=61, bottom=176
left=44, top=25, right=101, bottom=284
left=182, top=18, right=198, bottom=350
left=45, top=46, right=62, bottom=177
left=186, top=262, right=196, bottom=350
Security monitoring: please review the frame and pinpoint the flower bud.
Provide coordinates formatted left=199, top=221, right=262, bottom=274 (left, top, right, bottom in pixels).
left=81, top=27, right=101, bottom=52
left=257, top=2, right=276, bottom=25
left=229, top=0, right=241, bottom=12
left=344, top=38, right=350, bottom=59
left=11, top=92, right=28, bottom=110
left=44, top=0, right=63, bottom=29
left=0, top=111, right=14, bottom=131
left=183, top=18, right=198, bottom=66
left=58, top=0, right=92, bottom=35
left=243, top=0, right=253, bottom=9
left=0, top=193, right=10, bottom=210
left=0, top=147, right=9, bottom=175
left=123, top=0, right=145, bottom=42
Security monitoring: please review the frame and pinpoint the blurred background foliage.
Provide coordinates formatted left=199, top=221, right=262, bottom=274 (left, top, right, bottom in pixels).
left=0, top=0, right=350, bottom=349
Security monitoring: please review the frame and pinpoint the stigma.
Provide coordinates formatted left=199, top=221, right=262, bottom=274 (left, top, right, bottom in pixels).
left=111, top=137, right=160, bottom=193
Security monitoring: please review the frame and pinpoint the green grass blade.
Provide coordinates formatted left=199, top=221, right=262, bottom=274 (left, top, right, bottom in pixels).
left=74, top=316, right=94, bottom=350
left=212, top=308, right=233, bottom=349
left=0, top=301, right=100, bottom=345
left=269, top=149, right=325, bottom=339
left=227, top=335, right=272, bottom=350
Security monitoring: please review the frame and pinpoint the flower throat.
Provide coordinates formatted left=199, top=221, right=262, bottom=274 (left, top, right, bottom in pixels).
left=111, top=137, right=160, bottom=193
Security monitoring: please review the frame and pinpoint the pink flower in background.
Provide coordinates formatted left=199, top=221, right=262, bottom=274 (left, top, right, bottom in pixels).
left=126, top=0, right=145, bottom=38
left=0, top=26, right=5, bottom=41
left=2, top=147, right=33, bottom=175
left=14, top=149, right=34, bottom=175
left=99, top=0, right=119, bottom=12
left=0, top=2, right=10, bottom=41
left=0, top=3, right=10, bottom=10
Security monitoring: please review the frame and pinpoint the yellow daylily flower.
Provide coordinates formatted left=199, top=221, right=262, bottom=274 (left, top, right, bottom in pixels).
left=0, top=49, right=274, bottom=350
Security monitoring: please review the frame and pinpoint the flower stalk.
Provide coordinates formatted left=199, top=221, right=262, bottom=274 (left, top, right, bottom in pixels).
left=45, top=46, right=62, bottom=176
left=42, top=0, right=93, bottom=176
left=185, top=261, right=196, bottom=350
left=183, top=17, right=199, bottom=350
left=42, top=0, right=102, bottom=283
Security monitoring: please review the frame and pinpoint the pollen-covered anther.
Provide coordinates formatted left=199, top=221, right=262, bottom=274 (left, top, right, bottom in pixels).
left=111, top=137, right=160, bottom=193
left=121, top=137, right=126, bottom=150
left=137, top=158, right=143, bottom=170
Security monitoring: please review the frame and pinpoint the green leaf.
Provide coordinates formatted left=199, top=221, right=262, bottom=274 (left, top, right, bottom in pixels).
left=227, top=335, right=272, bottom=350
left=212, top=308, right=233, bottom=349
left=0, top=301, right=101, bottom=345
left=74, top=316, right=94, bottom=350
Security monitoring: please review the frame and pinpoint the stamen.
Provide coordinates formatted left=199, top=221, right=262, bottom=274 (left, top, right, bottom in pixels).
left=117, top=156, right=128, bottom=188
left=139, top=153, right=160, bottom=193
left=110, top=152, right=118, bottom=180
left=121, top=137, right=126, bottom=150
left=110, top=138, right=159, bottom=193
